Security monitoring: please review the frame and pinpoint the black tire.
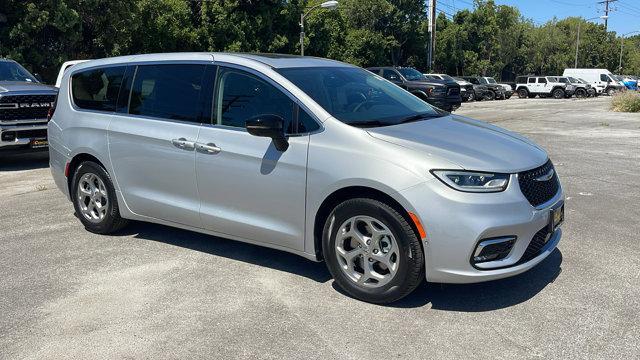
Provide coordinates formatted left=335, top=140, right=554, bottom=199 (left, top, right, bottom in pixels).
left=504, top=94, right=512, bottom=99
left=518, top=88, right=529, bottom=99
left=71, top=161, right=129, bottom=234
left=606, top=87, right=616, bottom=96
left=575, top=88, right=587, bottom=98
left=467, top=92, right=475, bottom=101
left=552, top=88, right=565, bottom=99
left=484, top=90, right=496, bottom=101
left=322, top=198, right=424, bottom=304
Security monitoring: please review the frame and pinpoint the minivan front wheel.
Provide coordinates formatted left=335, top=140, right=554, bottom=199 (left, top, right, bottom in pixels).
left=322, top=198, right=424, bottom=304
left=71, top=161, right=129, bottom=234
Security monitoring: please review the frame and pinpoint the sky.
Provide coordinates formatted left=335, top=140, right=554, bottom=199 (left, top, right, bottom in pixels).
left=437, top=0, right=640, bottom=36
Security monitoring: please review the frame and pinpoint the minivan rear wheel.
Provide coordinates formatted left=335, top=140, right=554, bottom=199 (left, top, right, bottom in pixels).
left=322, top=198, right=424, bottom=304
left=71, top=161, right=129, bottom=234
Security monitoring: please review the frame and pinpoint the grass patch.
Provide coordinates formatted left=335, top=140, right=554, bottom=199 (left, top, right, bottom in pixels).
left=611, top=91, right=640, bottom=112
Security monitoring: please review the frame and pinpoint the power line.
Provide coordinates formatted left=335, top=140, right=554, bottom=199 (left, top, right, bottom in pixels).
left=597, top=0, right=618, bottom=30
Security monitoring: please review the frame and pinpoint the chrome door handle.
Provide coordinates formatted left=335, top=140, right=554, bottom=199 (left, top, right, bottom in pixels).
left=195, top=142, right=221, bottom=154
left=171, top=138, right=195, bottom=151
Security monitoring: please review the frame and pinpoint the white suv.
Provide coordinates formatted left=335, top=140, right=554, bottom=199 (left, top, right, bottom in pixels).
left=516, top=76, right=575, bottom=99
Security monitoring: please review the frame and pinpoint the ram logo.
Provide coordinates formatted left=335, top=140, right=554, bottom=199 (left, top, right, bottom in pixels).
left=18, top=102, right=54, bottom=108
left=0, top=102, right=53, bottom=109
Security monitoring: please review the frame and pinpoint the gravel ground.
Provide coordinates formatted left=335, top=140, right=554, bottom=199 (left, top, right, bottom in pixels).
left=0, top=96, right=638, bottom=359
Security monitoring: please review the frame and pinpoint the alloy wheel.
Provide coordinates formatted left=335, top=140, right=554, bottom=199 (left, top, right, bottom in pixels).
left=334, top=215, right=400, bottom=288
left=76, top=173, right=109, bottom=223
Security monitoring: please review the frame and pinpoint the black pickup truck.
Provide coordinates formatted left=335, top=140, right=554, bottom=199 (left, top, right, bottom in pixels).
left=0, top=59, right=57, bottom=155
left=367, top=66, right=462, bottom=112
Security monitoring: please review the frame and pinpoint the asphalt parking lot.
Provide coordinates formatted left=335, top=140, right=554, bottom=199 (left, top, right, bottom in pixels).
left=1, top=97, right=638, bottom=359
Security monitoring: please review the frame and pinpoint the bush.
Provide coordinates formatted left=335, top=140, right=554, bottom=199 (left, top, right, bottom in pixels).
left=611, top=92, right=640, bottom=112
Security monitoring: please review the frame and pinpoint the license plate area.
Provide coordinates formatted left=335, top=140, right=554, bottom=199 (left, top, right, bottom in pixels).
left=546, top=201, right=564, bottom=242
left=30, top=138, right=48, bottom=149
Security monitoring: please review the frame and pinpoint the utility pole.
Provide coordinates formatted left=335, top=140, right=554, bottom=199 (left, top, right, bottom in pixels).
left=427, top=0, right=437, bottom=70
left=598, top=0, right=617, bottom=30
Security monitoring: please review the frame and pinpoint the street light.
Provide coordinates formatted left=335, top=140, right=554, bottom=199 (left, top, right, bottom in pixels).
left=575, top=15, right=608, bottom=68
left=619, top=30, right=640, bottom=73
left=300, top=1, right=339, bottom=56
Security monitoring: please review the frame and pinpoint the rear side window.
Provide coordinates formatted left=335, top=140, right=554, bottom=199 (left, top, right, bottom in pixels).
left=129, top=64, right=208, bottom=123
left=71, top=66, right=126, bottom=111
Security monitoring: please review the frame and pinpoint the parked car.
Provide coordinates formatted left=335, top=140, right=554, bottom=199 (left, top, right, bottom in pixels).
left=615, top=75, right=637, bottom=91
left=50, top=53, right=564, bottom=304
left=480, top=77, right=513, bottom=99
left=428, top=74, right=475, bottom=101
left=55, top=60, right=90, bottom=87
left=461, top=76, right=505, bottom=100
left=367, top=67, right=462, bottom=111
left=562, top=69, right=625, bottom=96
left=0, top=59, right=58, bottom=155
left=453, top=76, right=488, bottom=101
left=574, top=78, right=597, bottom=97
left=558, top=76, right=590, bottom=98
left=515, top=76, right=574, bottom=99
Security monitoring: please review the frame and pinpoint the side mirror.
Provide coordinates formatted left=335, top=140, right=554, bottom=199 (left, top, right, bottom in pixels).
left=246, top=114, right=289, bottom=152
left=33, top=73, right=43, bottom=82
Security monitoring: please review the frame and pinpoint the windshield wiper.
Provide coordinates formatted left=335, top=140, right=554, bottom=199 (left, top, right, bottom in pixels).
left=348, top=120, right=386, bottom=128
left=397, top=112, right=446, bottom=124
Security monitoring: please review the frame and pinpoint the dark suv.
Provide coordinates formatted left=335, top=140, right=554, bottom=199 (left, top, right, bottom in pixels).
left=461, top=76, right=505, bottom=100
left=367, top=67, right=462, bottom=112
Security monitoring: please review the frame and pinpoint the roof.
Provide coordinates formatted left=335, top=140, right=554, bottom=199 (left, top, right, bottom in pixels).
left=67, top=52, right=351, bottom=72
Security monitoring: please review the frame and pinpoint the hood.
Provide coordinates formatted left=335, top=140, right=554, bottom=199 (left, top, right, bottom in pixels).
left=405, top=79, right=447, bottom=88
left=367, top=114, right=547, bottom=173
left=0, top=81, right=58, bottom=94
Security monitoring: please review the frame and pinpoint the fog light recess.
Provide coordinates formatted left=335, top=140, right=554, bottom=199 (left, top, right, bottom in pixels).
left=1, top=131, right=16, bottom=142
left=472, top=236, right=516, bottom=264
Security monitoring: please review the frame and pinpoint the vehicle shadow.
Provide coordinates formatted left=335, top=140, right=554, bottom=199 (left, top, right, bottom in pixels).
left=117, top=221, right=562, bottom=310
left=118, top=221, right=333, bottom=283
left=390, top=249, right=563, bottom=311
left=0, top=152, right=49, bottom=171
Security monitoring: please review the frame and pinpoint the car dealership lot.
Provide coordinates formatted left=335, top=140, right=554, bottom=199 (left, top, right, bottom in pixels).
left=1, top=97, right=638, bottom=359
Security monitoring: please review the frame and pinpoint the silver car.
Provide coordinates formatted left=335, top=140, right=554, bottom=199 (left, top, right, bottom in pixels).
left=49, top=53, right=564, bottom=304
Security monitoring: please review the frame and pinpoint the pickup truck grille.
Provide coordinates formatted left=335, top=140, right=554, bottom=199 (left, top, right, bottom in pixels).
left=0, top=94, right=56, bottom=122
left=447, top=86, right=460, bottom=96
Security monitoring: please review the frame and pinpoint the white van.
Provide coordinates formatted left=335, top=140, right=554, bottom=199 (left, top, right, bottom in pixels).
left=562, top=68, right=624, bottom=95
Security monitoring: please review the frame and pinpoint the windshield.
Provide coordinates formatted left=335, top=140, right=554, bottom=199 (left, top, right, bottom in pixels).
left=568, top=77, right=580, bottom=83
left=278, top=67, right=444, bottom=127
left=547, top=77, right=558, bottom=82
left=397, top=68, right=426, bottom=81
left=485, top=77, right=497, bottom=84
left=0, top=61, right=38, bottom=82
left=439, top=74, right=455, bottom=82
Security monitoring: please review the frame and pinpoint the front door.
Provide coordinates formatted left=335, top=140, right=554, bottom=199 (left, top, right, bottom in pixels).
left=195, top=66, right=309, bottom=251
left=109, top=63, right=212, bottom=228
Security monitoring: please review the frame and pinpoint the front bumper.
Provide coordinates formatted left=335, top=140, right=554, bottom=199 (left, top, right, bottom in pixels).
left=400, top=175, right=563, bottom=284
left=0, top=121, right=49, bottom=153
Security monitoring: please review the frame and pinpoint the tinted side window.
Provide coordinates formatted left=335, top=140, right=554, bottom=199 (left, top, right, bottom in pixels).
left=528, top=77, right=535, bottom=83
left=72, top=66, right=126, bottom=111
left=538, top=78, right=547, bottom=84
left=215, top=67, right=294, bottom=133
left=382, top=69, right=400, bottom=81
left=600, top=74, right=609, bottom=82
left=129, top=64, right=208, bottom=123
left=298, top=108, right=320, bottom=133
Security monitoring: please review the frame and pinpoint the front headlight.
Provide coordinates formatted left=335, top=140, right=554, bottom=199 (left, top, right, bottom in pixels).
left=431, top=170, right=510, bottom=193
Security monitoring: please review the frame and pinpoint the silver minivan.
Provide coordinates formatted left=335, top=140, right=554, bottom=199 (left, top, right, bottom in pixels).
left=49, top=53, right=564, bottom=303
